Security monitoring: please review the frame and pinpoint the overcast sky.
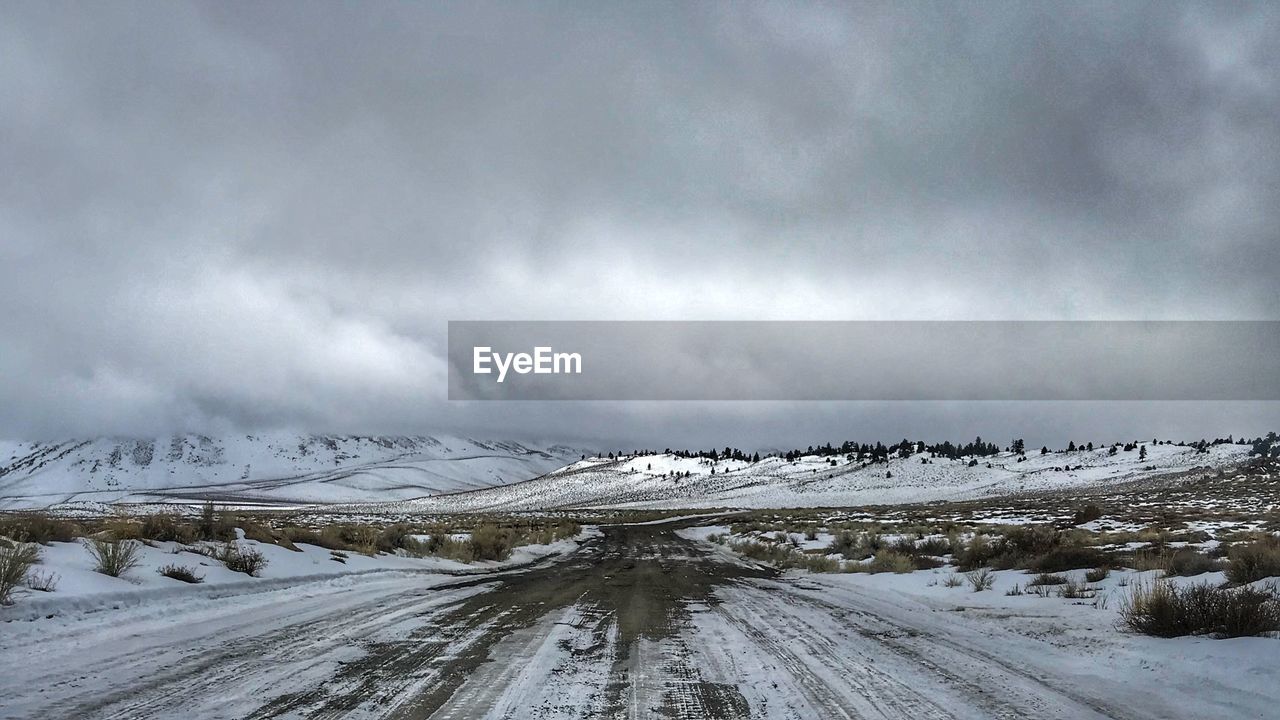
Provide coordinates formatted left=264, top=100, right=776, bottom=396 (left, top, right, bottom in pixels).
left=2, top=1, right=1278, bottom=448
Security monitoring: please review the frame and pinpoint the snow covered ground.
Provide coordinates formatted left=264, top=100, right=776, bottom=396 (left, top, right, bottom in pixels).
left=673, top=521, right=1280, bottom=719
left=4, top=520, right=1274, bottom=719
left=378, top=442, right=1251, bottom=512
left=2, top=436, right=1255, bottom=515
left=0, top=434, right=586, bottom=510
left=682, top=569, right=1277, bottom=719
left=0, top=526, right=597, bottom=622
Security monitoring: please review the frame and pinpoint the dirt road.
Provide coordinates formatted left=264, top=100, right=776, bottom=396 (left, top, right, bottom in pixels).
left=1, top=522, right=1270, bottom=719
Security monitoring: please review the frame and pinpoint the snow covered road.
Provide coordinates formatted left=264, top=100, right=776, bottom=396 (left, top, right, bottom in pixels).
left=2, top=521, right=1275, bottom=719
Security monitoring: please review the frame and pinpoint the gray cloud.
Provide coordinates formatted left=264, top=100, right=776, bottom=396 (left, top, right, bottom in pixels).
left=2, top=1, right=1278, bottom=447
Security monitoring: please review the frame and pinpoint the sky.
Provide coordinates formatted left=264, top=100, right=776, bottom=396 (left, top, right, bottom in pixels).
left=2, top=1, right=1278, bottom=449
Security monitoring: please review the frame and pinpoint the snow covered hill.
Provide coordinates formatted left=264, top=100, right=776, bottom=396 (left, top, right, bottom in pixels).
left=382, top=442, right=1253, bottom=512
left=0, top=434, right=587, bottom=509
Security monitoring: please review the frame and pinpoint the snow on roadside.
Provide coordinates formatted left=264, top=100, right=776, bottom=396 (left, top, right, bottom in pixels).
left=0, top=526, right=597, bottom=622
left=677, top=524, right=1279, bottom=718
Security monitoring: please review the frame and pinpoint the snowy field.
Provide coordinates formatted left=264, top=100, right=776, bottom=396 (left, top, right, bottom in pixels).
left=3, top=517, right=1275, bottom=719
left=1, top=444, right=1276, bottom=718
left=374, top=441, right=1252, bottom=512
left=680, top=567, right=1277, bottom=719
left=0, top=527, right=594, bottom=622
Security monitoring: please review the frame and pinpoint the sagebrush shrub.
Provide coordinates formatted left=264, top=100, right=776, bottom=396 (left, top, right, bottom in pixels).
left=1071, top=504, right=1103, bottom=526
left=910, top=555, right=946, bottom=570
left=377, top=523, right=414, bottom=553
left=913, top=536, right=953, bottom=556
left=0, top=542, right=41, bottom=604
left=104, top=515, right=143, bottom=541
left=1227, top=539, right=1280, bottom=585
left=469, top=524, right=515, bottom=562
left=956, top=534, right=995, bottom=570
left=140, top=512, right=196, bottom=543
left=998, top=525, right=1061, bottom=556
left=967, top=568, right=995, bottom=591
left=1029, top=573, right=1068, bottom=586
left=86, top=538, right=142, bottom=577
left=1085, top=566, right=1111, bottom=583
left=1058, top=578, right=1092, bottom=599
left=1165, top=548, right=1220, bottom=577
left=792, top=553, right=840, bottom=573
left=240, top=520, right=293, bottom=550
left=0, top=513, right=79, bottom=544
left=219, top=543, right=268, bottom=576
left=282, top=525, right=346, bottom=551
left=1129, top=547, right=1168, bottom=572
left=25, top=568, right=59, bottom=592
left=826, top=531, right=861, bottom=559
left=333, top=525, right=380, bottom=555
left=157, top=563, right=204, bottom=583
left=1120, top=581, right=1280, bottom=638
left=1028, top=546, right=1108, bottom=572
left=867, top=551, right=915, bottom=574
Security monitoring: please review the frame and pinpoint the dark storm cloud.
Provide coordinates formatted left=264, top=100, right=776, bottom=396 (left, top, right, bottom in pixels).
left=1, top=1, right=1277, bottom=446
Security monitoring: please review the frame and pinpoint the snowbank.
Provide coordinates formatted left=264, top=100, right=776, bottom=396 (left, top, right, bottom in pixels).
left=0, top=526, right=597, bottom=622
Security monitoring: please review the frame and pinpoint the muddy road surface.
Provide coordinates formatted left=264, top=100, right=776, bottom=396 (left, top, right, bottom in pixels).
left=1, top=522, right=1264, bottom=719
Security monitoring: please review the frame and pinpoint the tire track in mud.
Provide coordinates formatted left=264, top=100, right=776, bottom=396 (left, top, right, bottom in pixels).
left=4, top=549, right=576, bottom=719
left=50, top=579, right=496, bottom=719
left=249, top=524, right=773, bottom=720
left=689, top=576, right=1147, bottom=720
left=689, top=586, right=957, bottom=719
left=772, top=580, right=1140, bottom=719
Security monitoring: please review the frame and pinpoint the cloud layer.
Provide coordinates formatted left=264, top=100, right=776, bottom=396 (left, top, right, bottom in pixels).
left=2, top=1, right=1278, bottom=445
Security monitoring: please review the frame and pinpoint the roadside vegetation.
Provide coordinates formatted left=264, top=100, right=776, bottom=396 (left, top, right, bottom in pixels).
left=157, top=563, right=204, bottom=583
left=1120, top=580, right=1280, bottom=638
left=85, top=538, right=142, bottom=577
left=697, top=463, right=1280, bottom=642
left=0, top=539, right=42, bottom=605
left=0, top=505, right=586, bottom=603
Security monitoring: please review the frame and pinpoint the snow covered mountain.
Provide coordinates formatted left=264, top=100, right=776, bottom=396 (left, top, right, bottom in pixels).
left=0, top=434, right=588, bottom=509
left=380, top=441, right=1254, bottom=512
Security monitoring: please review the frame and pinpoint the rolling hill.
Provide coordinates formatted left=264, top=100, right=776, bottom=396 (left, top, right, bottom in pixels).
left=0, top=434, right=587, bottom=510
left=374, top=441, right=1254, bottom=512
